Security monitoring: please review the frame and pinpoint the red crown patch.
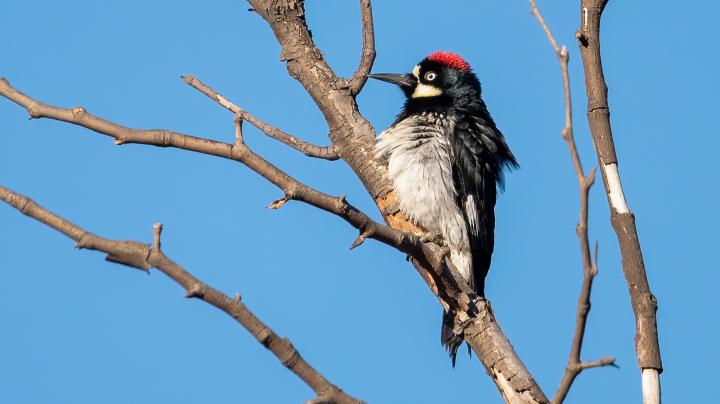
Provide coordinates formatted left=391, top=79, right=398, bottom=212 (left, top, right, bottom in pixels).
left=426, top=51, right=471, bottom=71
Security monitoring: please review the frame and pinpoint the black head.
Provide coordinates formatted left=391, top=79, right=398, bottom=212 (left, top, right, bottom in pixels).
left=369, top=51, right=481, bottom=108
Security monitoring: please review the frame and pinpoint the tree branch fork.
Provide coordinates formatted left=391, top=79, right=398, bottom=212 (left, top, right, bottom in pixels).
left=529, top=1, right=617, bottom=403
left=0, top=0, right=641, bottom=402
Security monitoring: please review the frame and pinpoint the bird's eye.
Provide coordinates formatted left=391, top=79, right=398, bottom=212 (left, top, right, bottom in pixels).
left=424, top=71, right=437, bottom=81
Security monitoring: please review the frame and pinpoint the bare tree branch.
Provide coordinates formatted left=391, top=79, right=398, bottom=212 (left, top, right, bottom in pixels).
left=349, top=0, right=376, bottom=95
left=578, top=357, right=617, bottom=370
left=196, top=76, right=339, bottom=160
left=245, top=118, right=338, bottom=160
left=233, top=100, right=338, bottom=160
left=180, top=75, right=339, bottom=160
left=235, top=114, right=244, bottom=146
left=575, top=0, right=662, bottom=402
left=529, top=0, right=561, bottom=53
left=0, top=185, right=363, bottom=404
left=529, top=2, right=615, bottom=402
left=2, top=1, right=552, bottom=400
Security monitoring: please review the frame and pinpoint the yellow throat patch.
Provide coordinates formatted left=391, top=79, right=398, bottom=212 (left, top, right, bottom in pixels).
left=411, top=65, right=442, bottom=98
left=412, top=84, right=442, bottom=98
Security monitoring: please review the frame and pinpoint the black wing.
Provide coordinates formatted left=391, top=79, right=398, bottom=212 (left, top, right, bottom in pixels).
left=451, top=109, right=517, bottom=296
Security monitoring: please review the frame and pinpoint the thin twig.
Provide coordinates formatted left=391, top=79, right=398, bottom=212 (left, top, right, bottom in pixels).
left=529, top=0, right=561, bottom=53
left=0, top=184, right=363, bottom=404
left=529, top=2, right=615, bottom=403
left=234, top=114, right=244, bottom=145
left=180, top=76, right=338, bottom=160
left=579, top=357, right=618, bottom=370
left=348, top=0, right=376, bottom=95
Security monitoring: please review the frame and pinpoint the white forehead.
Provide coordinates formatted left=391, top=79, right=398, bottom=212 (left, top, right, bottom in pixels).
left=412, top=65, right=420, bottom=79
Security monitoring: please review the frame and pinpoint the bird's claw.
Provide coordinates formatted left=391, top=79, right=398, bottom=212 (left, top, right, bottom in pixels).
left=421, top=231, right=445, bottom=246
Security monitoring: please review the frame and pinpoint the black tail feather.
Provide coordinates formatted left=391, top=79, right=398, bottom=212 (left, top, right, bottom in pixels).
left=441, top=310, right=465, bottom=367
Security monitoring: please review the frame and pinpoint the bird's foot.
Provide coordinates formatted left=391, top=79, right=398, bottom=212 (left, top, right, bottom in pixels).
left=420, top=231, right=445, bottom=246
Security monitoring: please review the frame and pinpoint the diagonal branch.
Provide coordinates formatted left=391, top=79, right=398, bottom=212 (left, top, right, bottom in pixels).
left=575, top=1, right=662, bottom=403
left=180, top=76, right=338, bottom=160
left=348, top=0, right=376, bottom=95
left=529, top=2, right=615, bottom=402
left=234, top=101, right=338, bottom=160
left=245, top=115, right=338, bottom=160
left=529, top=0, right=561, bottom=53
left=0, top=184, right=363, bottom=404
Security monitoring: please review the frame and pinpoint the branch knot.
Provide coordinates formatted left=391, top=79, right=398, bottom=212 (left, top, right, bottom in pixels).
left=185, top=283, right=205, bottom=299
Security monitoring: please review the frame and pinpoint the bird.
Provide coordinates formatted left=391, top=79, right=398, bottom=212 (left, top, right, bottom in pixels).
left=369, top=51, right=517, bottom=364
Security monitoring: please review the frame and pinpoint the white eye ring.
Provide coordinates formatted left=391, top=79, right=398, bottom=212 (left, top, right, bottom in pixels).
left=424, top=71, right=437, bottom=81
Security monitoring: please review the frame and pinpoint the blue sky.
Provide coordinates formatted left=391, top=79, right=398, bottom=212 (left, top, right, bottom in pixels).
left=1, top=1, right=717, bottom=403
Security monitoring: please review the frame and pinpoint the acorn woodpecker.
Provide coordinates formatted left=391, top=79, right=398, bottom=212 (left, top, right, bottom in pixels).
left=370, top=51, right=517, bottom=364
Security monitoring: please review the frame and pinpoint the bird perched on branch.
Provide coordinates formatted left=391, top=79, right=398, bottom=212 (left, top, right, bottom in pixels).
left=370, top=51, right=517, bottom=364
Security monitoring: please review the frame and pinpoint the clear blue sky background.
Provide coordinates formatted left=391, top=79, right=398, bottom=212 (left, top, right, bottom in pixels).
left=1, top=1, right=717, bottom=403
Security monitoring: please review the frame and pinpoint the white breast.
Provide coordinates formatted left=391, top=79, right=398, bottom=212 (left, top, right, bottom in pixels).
left=375, top=113, right=472, bottom=283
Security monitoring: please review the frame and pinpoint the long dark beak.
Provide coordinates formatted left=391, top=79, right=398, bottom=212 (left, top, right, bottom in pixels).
left=368, top=73, right=416, bottom=88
